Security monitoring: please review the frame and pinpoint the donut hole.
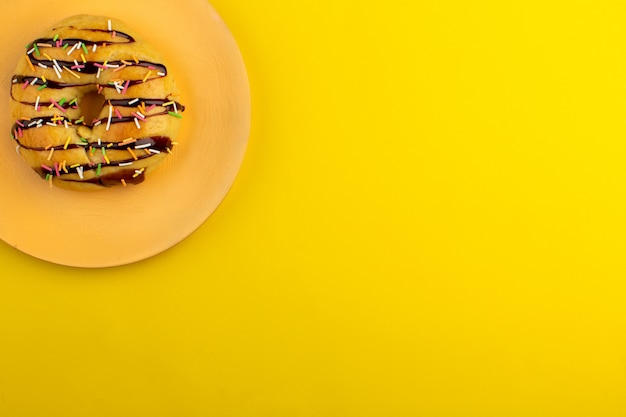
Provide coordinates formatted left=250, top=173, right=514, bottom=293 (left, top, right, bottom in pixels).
left=80, top=91, right=106, bottom=127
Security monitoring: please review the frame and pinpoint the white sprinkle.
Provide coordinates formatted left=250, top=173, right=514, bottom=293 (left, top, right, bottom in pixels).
left=64, top=121, right=69, bottom=129
left=46, top=122, right=57, bottom=127
left=108, top=19, right=112, bottom=31
left=30, top=77, right=38, bottom=86
left=148, top=149, right=161, bottom=154
left=106, top=106, right=113, bottom=131
left=114, top=82, right=122, bottom=94
left=118, top=162, right=133, bottom=167
left=96, top=68, right=101, bottom=79
left=128, top=98, right=139, bottom=105
left=107, top=64, right=120, bottom=68
left=38, top=63, right=48, bottom=69
left=98, top=138, right=102, bottom=146
left=27, top=47, right=35, bottom=55
left=157, top=72, right=166, bottom=77
left=66, top=43, right=79, bottom=55
left=35, top=96, right=40, bottom=111
left=134, top=143, right=151, bottom=149
left=36, top=123, right=43, bottom=129
left=53, top=66, right=62, bottom=79
left=28, top=120, right=37, bottom=127
left=77, top=166, right=84, bottom=179
left=173, top=102, right=178, bottom=113
left=52, top=59, right=62, bottom=72
left=12, top=78, right=17, bottom=84
left=93, top=120, right=102, bottom=127
left=134, top=118, right=141, bottom=130
left=135, top=111, right=145, bottom=120
left=93, top=44, right=98, bottom=53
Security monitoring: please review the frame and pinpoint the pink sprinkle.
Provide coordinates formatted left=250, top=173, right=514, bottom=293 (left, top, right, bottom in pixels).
left=56, top=40, right=62, bottom=48
left=18, top=128, right=23, bottom=138
left=41, top=164, right=53, bottom=172
left=131, top=112, right=145, bottom=120
left=22, top=81, right=29, bottom=90
left=112, top=31, right=116, bottom=38
left=50, top=99, right=67, bottom=113
left=146, top=104, right=156, bottom=112
left=121, top=79, right=130, bottom=95
left=148, top=66, right=156, bottom=70
left=55, top=163, right=60, bottom=177
left=92, top=118, right=100, bottom=125
left=115, top=108, right=123, bottom=119
left=94, top=63, right=107, bottom=69
left=16, top=120, right=24, bottom=127
left=71, top=65, right=86, bottom=70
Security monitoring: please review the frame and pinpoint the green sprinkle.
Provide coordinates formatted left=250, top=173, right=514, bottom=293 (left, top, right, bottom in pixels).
left=96, top=164, right=102, bottom=176
left=81, top=44, right=89, bottom=55
left=62, top=43, right=69, bottom=50
left=45, top=173, right=51, bottom=181
left=80, top=138, right=88, bottom=143
left=102, top=147, right=107, bottom=156
left=53, top=34, right=59, bottom=42
left=168, top=112, right=183, bottom=119
left=33, top=44, right=40, bottom=57
left=37, top=84, right=47, bottom=91
left=25, top=43, right=31, bottom=50
left=58, top=98, right=66, bottom=106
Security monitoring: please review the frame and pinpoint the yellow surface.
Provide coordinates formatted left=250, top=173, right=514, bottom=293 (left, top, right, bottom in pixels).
left=2, top=0, right=626, bottom=415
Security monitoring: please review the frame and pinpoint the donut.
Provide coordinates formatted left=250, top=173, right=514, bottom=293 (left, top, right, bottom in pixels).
left=9, top=14, right=185, bottom=190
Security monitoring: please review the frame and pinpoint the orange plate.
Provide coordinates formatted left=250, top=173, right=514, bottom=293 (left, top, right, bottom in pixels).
left=0, top=0, right=250, bottom=267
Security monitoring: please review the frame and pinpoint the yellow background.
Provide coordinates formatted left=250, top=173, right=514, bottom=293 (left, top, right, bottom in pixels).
left=2, top=0, right=626, bottom=415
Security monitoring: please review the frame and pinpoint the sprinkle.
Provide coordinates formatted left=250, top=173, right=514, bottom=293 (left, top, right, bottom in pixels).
left=166, top=147, right=173, bottom=155
left=92, top=44, right=97, bottom=53
left=94, top=63, right=107, bottom=69
left=59, top=98, right=66, bottom=106
left=122, top=138, right=136, bottom=144
left=21, top=80, right=29, bottom=90
left=33, top=44, right=40, bottom=57
left=53, top=34, right=59, bottom=42
left=38, top=63, right=48, bottom=69
left=41, top=164, right=53, bottom=172
left=157, top=72, right=166, bottom=77
left=132, top=111, right=145, bottom=120
left=173, top=102, right=178, bottom=113
left=15, top=145, right=21, bottom=156
left=64, top=137, right=71, bottom=149
left=168, top=112, right=182, bottom=119
left=53, top=65, right=62, bottom=80
left=64, top=67, right=81, bottom=79
left=106, top=104, right=113, bottom=131
left=55, top=163, right=60, bottom=177
left=35, top=96, right=40, bottom=111
left=121, top=60, right=132, bottom=65
left=42, top=75, right=47, bottom=83
left=46, top=122, right=57, bottom=127
left=97, top=85, right=103, bottom=95
left=50, top=99, right=66, bottom=113
left=103, top=154, right=110, bottom=165
left=121, top=79, right=130, bottom=95
left=113, top=64, right=127, bottom=72
left=96, top=164, right=102, bottom=176
left=66, top=43, right=79, bottom=55
left=128, top=98, right=139, bottom=105
left=134, top=142, right=151, bottom=149
left=26, top=47, right=35, bottom=55
left=127, top=148, right=138, bottom=161
left=70, top=164, right=80, bottom=168
left=43, top=53, right=52, bottom=60
left=81, top=53, right=87, bottom=64
left=96, top=68, right=101, bottom=79
left=108, top=19, right=112, bottom=31
left=132, top=55, right=139, bottom=64
left=148, top=149, right=161, bottom=154
left=121, top=179, right=127, bottom=187
left=146, top=104, right=156, bottom=112
left=37, top=84, right=47, bottom=91
left=16, top=120, right=24, bottom=127
left=93, top=120, right=102, bottom=127
left=134, top=118, right=141, bottom=129
left=18, top=128, right=23, bottom=138
left=62, top=161, right=68, bottom=174
left=112, top=108, right=122, bottom=120
left=142, top=70, right=152, bottom=83
left=77, top=166, right=84, bottom=179
left=62, top=43, right=69, bottom=50
left=28, top=77, right=38, bottom=87
left=24, top=55, right=35, bottom=72
left=119, top=162, right=133, bottom=167
left=164, top=101, right=175, bottom=106
left=47, top=148, right=54, bottom=160
left=27, top=120, right=38, bottom=127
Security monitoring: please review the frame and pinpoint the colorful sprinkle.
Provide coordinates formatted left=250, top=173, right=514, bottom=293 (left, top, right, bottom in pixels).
left=168, top=112, right=183, bottom=119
